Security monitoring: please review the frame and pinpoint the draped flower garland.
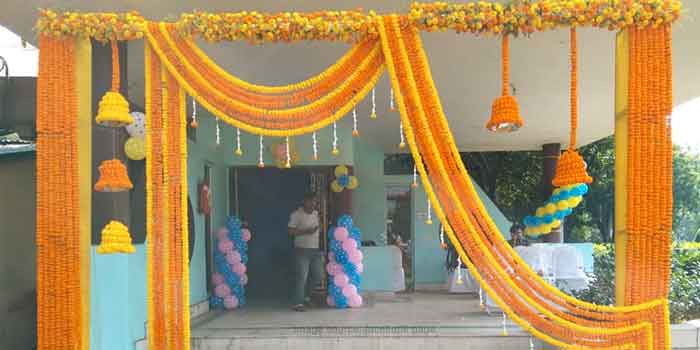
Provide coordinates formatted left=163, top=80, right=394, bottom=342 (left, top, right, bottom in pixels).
left=35, top=4, right=677, bottom=350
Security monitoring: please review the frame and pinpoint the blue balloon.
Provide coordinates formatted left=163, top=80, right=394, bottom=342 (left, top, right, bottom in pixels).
left=554, top=211, right=566, bottom=220
left=559, top=190, right=570, bottom=199
left=523, top=216, right=535, bottom=227
left=579, top=184, right=589, bottom=195
left=531, top=216, right=543, bottom=226
left=338, top=215, right=353, bottom=229
left=350, top=227, right=362, bottom=240
left=338, top=175, right=350, bottom=187
left=336, top=251, right=348, bottom=264
left=543, top=215, right=554, bottom=224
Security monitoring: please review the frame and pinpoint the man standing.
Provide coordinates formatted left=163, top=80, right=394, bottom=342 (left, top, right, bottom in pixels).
left=288, top=193, right=323, bottom=311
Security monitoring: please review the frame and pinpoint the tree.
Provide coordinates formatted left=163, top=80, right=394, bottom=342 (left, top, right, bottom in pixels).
left=672, top=147, right=700, bottom=242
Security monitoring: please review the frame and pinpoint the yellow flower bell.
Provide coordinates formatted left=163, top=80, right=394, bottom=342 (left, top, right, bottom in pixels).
left=95, top=41, right=133, bottom=127
left=97, top=220, right=136, bottom=254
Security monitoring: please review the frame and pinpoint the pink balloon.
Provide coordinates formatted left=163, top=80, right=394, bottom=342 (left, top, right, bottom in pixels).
left=214, top=284, right=231, bottom=298
left=349, top=294, right=363, bottom=308
left=212, top=273, right=225, bottom=286
left=233, top=263, right=247, bottom=276
left=241, top=228, right=252, bottom=242
left=333, top=264, right=344, bottom=276
left=348, top=251, right=362, bottom=264
left=218, top=239, right=234, bottom=253
left=326, top=295, right=336, bottom=307
left=342, top=284, right=358, bottom=298
left=342, top=239, right=357, bottom=252
left=355, top=262, right=364, bottom=273
left=226, top=251, right=242, bottom=265
left=240, top=274, right=248, bottom=286
left=223, top=295, right=239, bottom=309
left=326, top=262, right=338, bottom=275
left=334, top=274, right=349, bottom=287
left=334, top=227, right=349, bottom=241
left=328, top=252, right=336, bottom=262
left=216, top=228, right=230, bottom=240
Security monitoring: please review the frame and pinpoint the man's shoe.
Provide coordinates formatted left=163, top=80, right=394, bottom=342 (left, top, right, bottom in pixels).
left=292, top=304, right=306, bottom=312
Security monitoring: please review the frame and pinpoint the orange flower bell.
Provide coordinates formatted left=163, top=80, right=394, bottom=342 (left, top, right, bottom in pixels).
left=96, top=220, right=135, bottom=254
left=95, top=41, right=133, bottom=127
left=95, top=158, right=133, bottom=192
left=552, top=149, right=592, bottom=187
left=486, top=35, right=523, bottom=133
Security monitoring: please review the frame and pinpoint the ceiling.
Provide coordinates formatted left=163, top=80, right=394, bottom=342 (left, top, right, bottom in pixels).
left=2, top=0, right=698, bottom=152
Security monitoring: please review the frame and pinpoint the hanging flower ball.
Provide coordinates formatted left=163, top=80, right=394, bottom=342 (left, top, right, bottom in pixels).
left=552, top=149, right=593, bottom=187
left=94, top=158, right=133, bottom=192
left=124, top=137, right=146, bottom=160
left=96, top=220, right=135, bottom=254
left=331, top=165, right=359, bottom=192
left=125, top=111, right=145, bottom=138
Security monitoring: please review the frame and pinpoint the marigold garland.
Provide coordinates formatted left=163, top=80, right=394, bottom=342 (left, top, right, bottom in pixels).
left=94, top=158, right=133, bottom=192
left=37, top=1, right=683, bottom=42
left=486, top=35, right=523, bottom=132
left=380, top=14, right=670, bottom=349
left=36, top=34, right=83, bottom=350
left=95, top=41, right=133, bottom=127
left=96, top=220, right=136, bottom=254
left=625, top=24, right=673, bottom=306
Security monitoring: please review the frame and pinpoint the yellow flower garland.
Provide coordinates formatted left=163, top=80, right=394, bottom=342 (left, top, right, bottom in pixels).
left=37, top=1, right=683, bottom=42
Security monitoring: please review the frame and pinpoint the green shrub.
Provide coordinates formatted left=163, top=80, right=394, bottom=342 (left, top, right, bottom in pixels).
left=571, top=244, right=700, bottom=323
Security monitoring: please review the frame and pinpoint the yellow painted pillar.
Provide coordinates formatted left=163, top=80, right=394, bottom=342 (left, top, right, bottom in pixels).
left=614, top=31, right=629, bottom=306
left=75, top=38, right=92, bottom=348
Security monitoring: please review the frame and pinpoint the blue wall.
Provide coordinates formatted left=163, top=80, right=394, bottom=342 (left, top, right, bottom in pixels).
left=90, top=115, right=224, bottom=350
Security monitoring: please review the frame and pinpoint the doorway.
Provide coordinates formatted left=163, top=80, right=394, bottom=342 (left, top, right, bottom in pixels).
left=386, top=186, right=414, bottom=292
left=232, top=167, right=339, bottom=304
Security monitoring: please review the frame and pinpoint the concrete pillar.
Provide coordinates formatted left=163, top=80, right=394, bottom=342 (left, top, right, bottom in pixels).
left=541, top=143, right=562, bottom=243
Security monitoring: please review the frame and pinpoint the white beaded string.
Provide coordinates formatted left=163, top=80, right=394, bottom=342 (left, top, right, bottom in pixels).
left=529, top=337, right=535, bottom=350
left=370, top=87, right=377, bottom=119
left=456, top=257, right=463, bottom=285
left=190, top=96, right=197, bottom=127
left=501, top=312, right=508, bottom=336
left=257, top=135, right=264, bottom=168
left=425, top=198, right=433, bottom=224
left=235, top=128, right=242, bottom=156
left=352, top=108, right=359, bottom=136
left=399, top=122, right=406, bottom=149
left=390, top=87, right=395, bottom=112
left=332, top=122, right=339, bottom=156
left=412, top=165, right=418, bottom=188
left=479, top=287, right=485, bottom=310
left=285, top=136, right=291, bottom=168
left=312, top=131, right=319, bottom=160
left=215, top=118, right=221, bottom=146
left=440, top=224, right=445, bottom=247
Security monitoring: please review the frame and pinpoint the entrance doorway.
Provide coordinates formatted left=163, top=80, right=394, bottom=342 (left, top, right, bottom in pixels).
left=231, top=166, right=345, bottom=304
left=386, top=186, right=414, bottom=292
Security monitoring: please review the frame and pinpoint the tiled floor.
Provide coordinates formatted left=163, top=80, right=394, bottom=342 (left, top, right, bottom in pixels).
left=190, top=292, right=540, bottom=349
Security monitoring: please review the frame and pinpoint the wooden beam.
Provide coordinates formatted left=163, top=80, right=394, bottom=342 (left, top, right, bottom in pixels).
left=614, top=30, right=629, bottom=306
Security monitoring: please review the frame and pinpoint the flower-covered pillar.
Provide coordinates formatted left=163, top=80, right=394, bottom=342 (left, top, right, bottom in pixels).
left=614, top=26, right=673, bottom=306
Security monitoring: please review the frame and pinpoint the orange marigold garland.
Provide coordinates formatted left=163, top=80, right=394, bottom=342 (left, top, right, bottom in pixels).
left=625, top=25, right=673, bottom=306
left=36, top=35, right=84, bottom=350
left=95, top=41, right=133, bottom=127
left=552, top=28, right=592, bottom=188
left=486, top=35, right=523, bottom=133
left=94, top=158, right=134, bottom=192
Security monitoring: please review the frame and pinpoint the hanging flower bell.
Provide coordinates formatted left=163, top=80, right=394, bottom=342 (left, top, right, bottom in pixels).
left=96, top=220, right=135, bottom=254
left=552, top=149, right=592, bottom=187
left=95, top=158, right=133, bottom=192
left=95, top=41, right=133, bottom=127
left=486, top=35, right=523, bottom=133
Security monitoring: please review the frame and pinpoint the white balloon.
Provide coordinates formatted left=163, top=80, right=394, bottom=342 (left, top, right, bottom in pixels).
left=125, top=111, right=146, bottom=138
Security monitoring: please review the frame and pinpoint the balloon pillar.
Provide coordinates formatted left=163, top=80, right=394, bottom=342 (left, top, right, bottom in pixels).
left=326, top=215, right=364, bottom=308
left=210, top=217, right=252, bottom=309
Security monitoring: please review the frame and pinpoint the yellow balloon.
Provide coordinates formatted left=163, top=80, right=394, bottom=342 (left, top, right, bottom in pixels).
left=567, top=197, right=579, bottom=207
left=347, top=176, right=359, bottom=189
left=553, top=188, right=561, bottom=196
left=552, top=220, right=562, bottom=228
left=124, top=137, right=145, bottom=160
left=535, top=207, right=546, bottom=217
left=334, top=165, right=348, bottom=177
left=545, top=203, right=557, bottom=215
left=557, top=200, right=569, bottom=211
left=573, top=196, right=582, bottom=206
left=331, top=181, right=343, bottom=193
